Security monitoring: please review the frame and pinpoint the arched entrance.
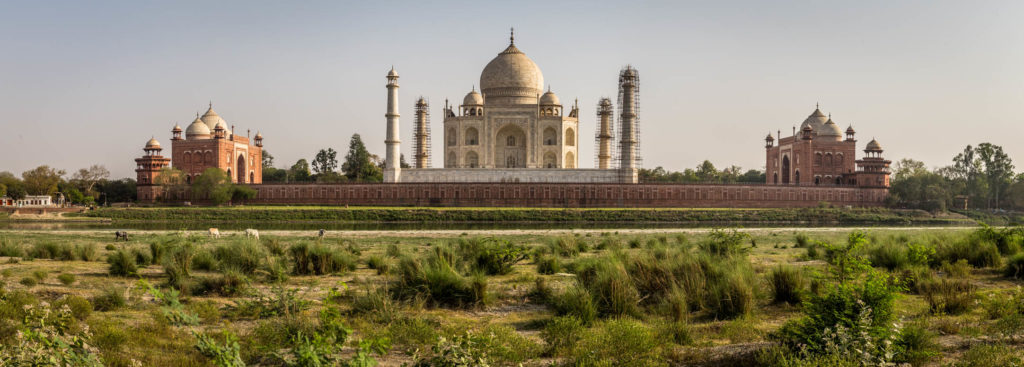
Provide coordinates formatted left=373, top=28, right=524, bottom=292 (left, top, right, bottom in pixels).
left=237, top=154, right=246, bottom=183
left=495, top=125, right=526, bottom=168
left=781, top=155, right=790, bottom=184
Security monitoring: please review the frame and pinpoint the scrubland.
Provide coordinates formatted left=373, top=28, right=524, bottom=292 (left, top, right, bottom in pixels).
left=1, top=226, right=1023, bottom=366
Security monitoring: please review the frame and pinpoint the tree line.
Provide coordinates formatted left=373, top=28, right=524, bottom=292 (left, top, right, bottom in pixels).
left=640, top=160, right=766, bottom=184
left=0, top=165, right=135, bottom=205
left=889, top=142, right=1020, bottom=211
left=262, top=134, right=409, bottom=183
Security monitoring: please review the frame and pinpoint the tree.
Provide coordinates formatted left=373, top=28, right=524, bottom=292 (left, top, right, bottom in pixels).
left=400, top=153, right=411, bottom=169
left=289, top=159, right=312, bottom=182
left=738, top=169, right=766, bottom=183
left=262, top=150, right=275, bottom=169
left=22, top=165, right=65, bottom=196
left=0, top=183, right=5, bottom=199
left=695, top=160, right=718, bottom=182
left=70, top=165, right=110, bottom=195
left=312, top=148, right=339, bottom=175
left=975, top=143, right=1014, bottom=209
left=1, top=171, right=28, bottom=200
left=342, top=134, right=382, bottom=182
left=889, top=159, right=951, bottom=212
left=192, top=168, right=233, bottom=205
left=262, top=167, right=287, bottom=183
left=154, top=167, right=187, bottom=201
left=94, top=178, right=135, bottom=204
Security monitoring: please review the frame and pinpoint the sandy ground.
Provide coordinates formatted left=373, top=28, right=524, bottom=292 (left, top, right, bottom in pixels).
left=0, top=226, right=974, bottom=238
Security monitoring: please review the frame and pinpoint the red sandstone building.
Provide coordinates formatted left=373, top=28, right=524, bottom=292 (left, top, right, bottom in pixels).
left=764, top=106, right=890, bottom=188
left=136, top=104, right=263, bottom=201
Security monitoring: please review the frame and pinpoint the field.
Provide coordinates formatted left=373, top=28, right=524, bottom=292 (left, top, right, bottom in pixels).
left=71, top=206, right=974, bottom=225
left=1, top=226, right=1024, bottom=366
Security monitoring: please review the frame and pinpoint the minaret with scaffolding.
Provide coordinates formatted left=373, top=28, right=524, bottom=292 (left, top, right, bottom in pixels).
left=616, top=66, right=640, bottom=183
left=413, top=97, right=431, bottom=168
left=594, top=98, right=615, bottom=169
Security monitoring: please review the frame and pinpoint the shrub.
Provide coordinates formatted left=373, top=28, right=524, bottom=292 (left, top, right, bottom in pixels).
left=899, top=265, right=935, bottom=294
left=1004, top=254, right=1024, bottom=279
left=349, top=287, right=395, bottom=320
left=953, top=343, right=1023, bottom=367
left=198, top=268, right=249, bottom=296
left=458, top=237, right=529, bottom=275
left=476, top=324, right=542, bottom=364
left=31, top=270, right=47, bottom=282
left=708, top=271, right=756, bottom=319
left=536, top=255, right=560, bottom=275
left=107, top=249, right=138, bottom=276
left=231, top=286, right=310, bottom=318
left=934, top=239, right=1002, bottom=269
left=366, top=255, right=390, bottom=274
left=411, top=332, right=490, bottom=367
left=542, top=316, right=583, bottom=357
left=289, top=241, right=356, bottom=275
left=132, top=247, right=153, bottom=266
left=74, top=244, right=99, bottom=262
left=550, top=236, right=582, bottom=257
left=894, top=323, right=938, bottom=365
left=699, top=228, right=750, bottom=258
left=57, top=273, right=76, bottom=285
left=551, top=284, right=598, bottom=325
left=186, top=300, right=222, bottom=324
left=867, top=244, right=909, bottom=271
left=92, top=287, right=127, bottom=311
left=392, top=254, right=488, bottom=308
left=569, top=318, right=665, bottom=367
left=581, top=260, right=640, bottom=317
left=54, top=295, right=92, bottom=321
left=192, top=248, right=217, bottom=271
left=193, top=330, right=245, bottom=367
left=795, top=233, right=810, bottom=248
left=768, top=265, right=806, bottom=305
left=920, top=278, right=976, bottom=315
left=19, top=277, right=37, bottom=287
left=656, top=320, right=693, bottom=346
left=162, top=240, right=197, bottom=290
left=0, top=237, right=23, bottom=257
left=213, top=239, right=268, bottom=273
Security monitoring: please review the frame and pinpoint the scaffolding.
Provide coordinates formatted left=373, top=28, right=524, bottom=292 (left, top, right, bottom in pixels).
left=615, top=66, right=642, bottom=169
left=413, top=97, right=431, bottom=168
left=593, top=97, right=616, bottom=169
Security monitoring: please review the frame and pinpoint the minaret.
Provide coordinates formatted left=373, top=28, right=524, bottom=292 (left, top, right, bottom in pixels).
left=597, top=98, right=614, bottom=169
left=618, top=66, right=639, bottom=183
left=413, top=97, right=430, bottom=169
left=384, top=67, right=401, bottom=182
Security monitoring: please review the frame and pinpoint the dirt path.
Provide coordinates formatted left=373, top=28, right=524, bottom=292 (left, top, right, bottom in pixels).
left=0, top=226, right=974, bottom=238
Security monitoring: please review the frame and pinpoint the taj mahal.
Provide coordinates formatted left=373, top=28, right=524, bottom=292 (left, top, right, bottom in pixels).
left=382, top=30, right=639, bottom=184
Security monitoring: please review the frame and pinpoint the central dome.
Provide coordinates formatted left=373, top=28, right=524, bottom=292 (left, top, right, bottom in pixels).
left=479, top=42, right=544, bottom=104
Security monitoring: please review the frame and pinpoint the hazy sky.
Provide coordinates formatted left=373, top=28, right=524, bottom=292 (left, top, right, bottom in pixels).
left=2, top=1, right=1023, bottom=179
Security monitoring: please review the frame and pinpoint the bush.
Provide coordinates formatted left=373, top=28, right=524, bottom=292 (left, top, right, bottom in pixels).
left=213, top=239, right=268, bottom=273
left=569, top=318, right=665, bottom=367
left=391, top=253, right=489, bottom=308
left=551, top=283, right=598, bottom=325
left=198, top=268, right=248, bottom=296
left=934, top=239, right=1002, bottom=269
left=1004, top=254, right=1024, bottom=279
left=19, top=277, right=37, bottom=287
left=920, top=278, right=976, bottom=315
left=656, top=320, right=693, bottom=346
left=92, top=287, right=127, bottom=311
left=549, top=236, right=582, bottom=257
left=899, top=265, right=935, bottom=294
left=350, top=287, right=394, bottom=320
left=894, top=323, right=938, bottom=365
left=707, top=271, right=756, bottom=319
left=768, top=265, right=806, bottom=305
left=536, top=255, right=560, bottom=275
left=0, top=237, right=23, bottom=257
left=192, top=249, right=218, bottom=271
left=54, top=295, right=92, bottom=321
left=868, top=244, right=909, bottom=271
left=953, top=343, right=1023, bottom=367
left=941, top=259, right=972, bottom=278
left=132, top=247, right=153, bottom=266
left=542, top=316, right=583, bottom=357
left=456, top=237, right=529, bottom=275
left=411, top=332, right=490, bottom=367
left=193, top=330, right=245, bottom=367
left=579, top=259, right=640, bottom=317
left=107, top=249, right=138, bottom=276
left=699, top=228, right=750, bottom=258
left=795, top=233, right=810, bottom=248
left=57, top=273, right=76, bottom=285
left=366, top=255, right=390, bottom=275
left=162, top=239, right=197, bottom=290
left=31, top=270, right=47, bottom=282
left=289, top=241, right=357, bottom=275
left=476, top=324, right=542, bottom=365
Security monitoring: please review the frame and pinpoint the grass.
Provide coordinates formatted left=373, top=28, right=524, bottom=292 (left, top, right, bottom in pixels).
left=0, top=226, right=1019, bottom=366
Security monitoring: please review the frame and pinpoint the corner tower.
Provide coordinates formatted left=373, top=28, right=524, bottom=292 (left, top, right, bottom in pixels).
left=384, top=67, right=401, bottom=182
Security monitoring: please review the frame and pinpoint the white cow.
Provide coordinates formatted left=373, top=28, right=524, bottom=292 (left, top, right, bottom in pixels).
left=246, top=228, right=260, bottom=241
left=208, top=228, right=221, bottom=238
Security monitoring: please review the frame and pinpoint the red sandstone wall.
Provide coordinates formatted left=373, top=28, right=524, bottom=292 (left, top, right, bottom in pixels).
left=240, top=183, right=887, bottom=208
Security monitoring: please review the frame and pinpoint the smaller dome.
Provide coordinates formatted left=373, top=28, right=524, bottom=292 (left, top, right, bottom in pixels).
left=255, top=131, right=263, bottom=139
left=214, top=120, right=227, bottom=131
left=145, top=137, right=161, bottom=149
left=201, top=105, right=227, bottom=131
left=172, top=124, right=182, bottom=132
left=765, top=133, right=775, bottom=141
left=463, top=88, right=483, bottom=106
left=387, top=67, right=398, bottom=78
left=866, top=139, right=882, bottom=151
left=540, top=88, right=560, bottom=105
left=186, top=117, right=211, bottom=136
left=819, top=118, right=843, bottom=140
left=846, top=125, right=856, bottom=134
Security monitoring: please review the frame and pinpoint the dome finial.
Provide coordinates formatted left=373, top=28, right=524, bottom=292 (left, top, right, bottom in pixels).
left=510, top=27, right=514, bottom=45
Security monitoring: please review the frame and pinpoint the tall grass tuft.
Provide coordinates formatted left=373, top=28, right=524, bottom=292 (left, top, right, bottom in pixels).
left=768, top=265, right=806, bottom=305
left=920, top=278, right=977, bottom=315
left=107, top=249, right=138, bottom=276
left=289, top=241, right=356, bottom=275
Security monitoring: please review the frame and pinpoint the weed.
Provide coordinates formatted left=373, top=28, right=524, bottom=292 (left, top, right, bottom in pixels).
left=107, top=249, right=138, bottom=276
left=57, top=273, right=76, bottom=286
left=551, top=283, right=598, bottom=325
left=194, top=330, right=245, bottom=367
left=768, top=265, right=806, bottom=305
left=1004, top=254, right=1024, bottom=279
left=941, top=259, right=972, bottom=278
left=92, top=287, right=127, bottom=311
left=536, top=255, right=560, bottom=275
left=542, top=316, right=583, bottom=357
left=569, top=318, right=665, bottom=367
left=31, top=269, right=47, bottom=282
left=54, top=295, right=92, bottom=321
left=920, top=279, right=976, bottom=315
left=19, top=277, right=36, bottom=287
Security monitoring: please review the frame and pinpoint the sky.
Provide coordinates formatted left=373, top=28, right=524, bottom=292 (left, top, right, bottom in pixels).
left=1, top=0, right=1023, bottom=179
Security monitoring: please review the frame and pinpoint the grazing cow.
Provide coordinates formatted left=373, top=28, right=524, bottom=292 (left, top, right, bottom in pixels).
left=114, top=231, right=129, bottom=241
left=208, top=228, right=221, bottom=238
left=246, top=228, right=259, bottom=241
left=318, top=229, right=326, bottom=240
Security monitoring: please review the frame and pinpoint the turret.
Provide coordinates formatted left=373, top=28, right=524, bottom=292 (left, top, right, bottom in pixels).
left=384, top=67, right=401, bottom=182
left=765, top=132, right=775, bottom=148
left=617, top=66, right=639, bottom=183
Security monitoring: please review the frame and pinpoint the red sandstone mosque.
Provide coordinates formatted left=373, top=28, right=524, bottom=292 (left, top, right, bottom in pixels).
left=134, top=33, right=890, bottom=208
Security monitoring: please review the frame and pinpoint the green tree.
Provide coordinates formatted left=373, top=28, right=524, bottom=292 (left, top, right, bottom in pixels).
left=192, top=168, right=232, bottom=205
left=889, top=159, right=950, bottom=211
left=342, top=134, right=382, bottom=182
left=94, top=179, right=136, bottom=204
left=262, top=167, right=287, bottom=183
left=289, top=159, right=312, bottom=182
left=70, top=165, right=110, bottom=197
left=22, top=165, right=65, bottom=195
left=262, top=150, right=275, bottom=169
left=154, top=167, right=187, bottom=201
left=738, top=169, right=766, bottom=183
left=975, top=143, right=1014, bottom=209
left=312, top=148, right=339, bottom=175
left=695, top=160, right=718, bottom=182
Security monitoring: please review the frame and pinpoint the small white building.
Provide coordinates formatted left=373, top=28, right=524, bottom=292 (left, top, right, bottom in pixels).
left=0, top=195, right=56, bottom=208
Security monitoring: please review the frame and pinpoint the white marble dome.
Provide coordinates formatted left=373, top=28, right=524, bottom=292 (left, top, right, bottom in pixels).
left=479, top=42, right=544, bottom=103
left=186, top=117, right=211, bottom=136
left=799, top=107, right=828, bottom=135
left=540, top=89, right=560, bottom=105
left=145, top=137, right=161, bottom=149
left=819, top=118, right=843, bottom=140
left=201, top=105, right=226, bottom=131
left=463, top=88, right=483, bottom=106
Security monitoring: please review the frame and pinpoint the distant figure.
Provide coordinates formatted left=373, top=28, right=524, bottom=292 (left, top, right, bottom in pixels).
left=114, top=231, right=129, bottom=242
left=208, top=228, right=221, bottom=238
left=318, top=229, right=326, bottom=240
left=246, top=228, right=260, bottom=241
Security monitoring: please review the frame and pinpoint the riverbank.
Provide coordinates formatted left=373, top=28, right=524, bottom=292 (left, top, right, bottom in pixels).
left=67, top=206, right=974, bottom=225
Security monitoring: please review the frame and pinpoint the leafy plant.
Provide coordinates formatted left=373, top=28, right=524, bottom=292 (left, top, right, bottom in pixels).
left=194, top=330, right=245, bottom=367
